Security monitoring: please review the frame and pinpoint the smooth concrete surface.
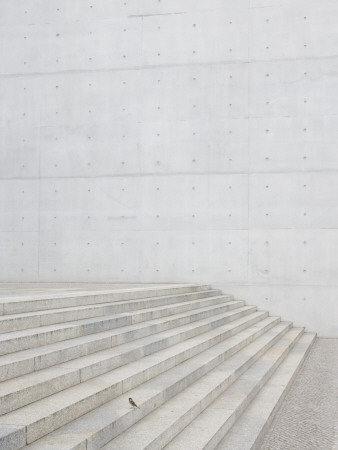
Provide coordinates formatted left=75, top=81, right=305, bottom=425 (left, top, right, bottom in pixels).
left=1, top=2, right=338, bottom=336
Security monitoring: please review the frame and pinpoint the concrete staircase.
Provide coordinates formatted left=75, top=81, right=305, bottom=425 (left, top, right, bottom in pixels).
left=0, top=284, right=315, bottom=450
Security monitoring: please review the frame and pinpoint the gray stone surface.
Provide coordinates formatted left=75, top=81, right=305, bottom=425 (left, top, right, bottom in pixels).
left=112, top=329, right=303, bottom=450
left=260, top=338, right=338, bottom=450
left=23, top=319, right=290, bottom=449
left=0, top=292, right=228, bottom=333
left=0, top=283, right=172, bottom=298
left=0, top=424, right=26, bottom=450
left=0, top=287, right=266, bottom=447
left=0, top=285, right=318, bottom=448
left=215, top=332, right=315, bottom=450
left=0, top=304, right=259, bottom=417
left=0, top=284, right=209, bottom=314
left=0, top=293, right=235, bottom=383
left=0, top=296, right=236, bottom=357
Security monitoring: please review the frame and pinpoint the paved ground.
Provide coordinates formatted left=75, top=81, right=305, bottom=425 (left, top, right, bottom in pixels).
left=260, top=338, right=338, bottom=450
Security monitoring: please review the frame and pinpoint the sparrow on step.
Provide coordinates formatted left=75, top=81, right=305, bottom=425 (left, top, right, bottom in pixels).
left=129, top=397, right=140, bottom=408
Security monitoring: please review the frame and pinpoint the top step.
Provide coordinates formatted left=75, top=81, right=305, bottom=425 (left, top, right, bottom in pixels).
left=0, top=285, right=211, bottom=315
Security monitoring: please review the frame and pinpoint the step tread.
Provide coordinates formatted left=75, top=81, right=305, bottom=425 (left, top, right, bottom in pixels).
left=20, top=320, right=289, bottom=447
left=0, top=305, right=255, bottom=381
left=0, top=285, right=212, bottom=316
left=0, top=284, right=210, bottom=305
left=0, top=311, right=270, bottom=415
left=0, top=301, right=247, bottom=359
left=0, top=290, right=223, bottom=321
left=215, top=332, right=316, bottom=450
left=0, top=305, right=251, bottom=365
left=0, top=298, right=238, bottom=341
left=161, top=327, right=304, bottom=450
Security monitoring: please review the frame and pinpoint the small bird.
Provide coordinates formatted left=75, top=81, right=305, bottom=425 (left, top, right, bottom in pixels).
left=129, top=397, right=140, bottom=409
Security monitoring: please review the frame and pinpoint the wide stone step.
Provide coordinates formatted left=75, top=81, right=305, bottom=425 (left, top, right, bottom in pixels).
left=0, top=289, right=222, bottom=333
left=0, top=310, right=268, bottom=415
left=19, top=318, right=287, bottom=448
left=0, top=285, right=316, bottom=450
left=215, top=332, right=316, bottom=450
left=161, top=328, right=305, bottom=450
left=0, top=296, right=237, bottom=356
left=0, top=284, right=211, bottom=315
left=0, top=303, right=253, bottom=382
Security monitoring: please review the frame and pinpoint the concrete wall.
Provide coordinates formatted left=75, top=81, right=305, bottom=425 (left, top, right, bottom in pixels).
left=1, top=0, right=338, bottom=336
